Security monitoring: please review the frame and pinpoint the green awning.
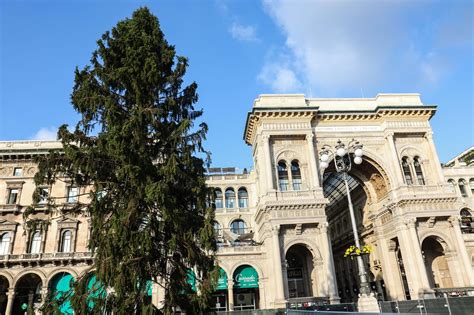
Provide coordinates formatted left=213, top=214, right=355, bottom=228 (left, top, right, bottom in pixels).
left=50, top=273, right=74, bottom=314
left=87, top=275, right=106, bottom=310
left=187, top=269, right=197, bottom=292
left=233, top=265, right=258, bottom=289
left=146, top=280, right=153, bottom=296
left=216, top=268, right=227, bottom=290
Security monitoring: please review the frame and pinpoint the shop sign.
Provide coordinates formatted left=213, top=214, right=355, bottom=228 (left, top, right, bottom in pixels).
left=216, top=268, right=228, bottom=290
left=234, top=266, right=258, bottom=289
left=287, top=268, right=303, bottom=279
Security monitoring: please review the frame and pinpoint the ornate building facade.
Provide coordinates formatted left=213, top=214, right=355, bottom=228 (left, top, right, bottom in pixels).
left=0, top=93, right=473, bottom=313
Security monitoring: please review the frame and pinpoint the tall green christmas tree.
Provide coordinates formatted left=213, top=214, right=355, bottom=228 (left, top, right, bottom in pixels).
left=30, top=7, right=217, bottom=314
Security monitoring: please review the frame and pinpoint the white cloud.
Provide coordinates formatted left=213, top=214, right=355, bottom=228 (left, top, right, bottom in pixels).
left=229, top=22, right=258, bottom=42
left=258, top=55, right=302, bottom=92
left=32, top=127, right=57, bottom=140
left=260, top=0, right=471, bottom=95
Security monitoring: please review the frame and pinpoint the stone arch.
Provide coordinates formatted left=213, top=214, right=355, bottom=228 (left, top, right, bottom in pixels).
left=227, top=215, right=249, bottom=228
left=419, top=232, right=454, bottom=252
left=13, top=269, right=46, bottom=286
left=284, top=239, right=323, bottom=261
left=217, top=264, right=231, bottom=280
left=399, top=145, right=426, bottom=161
left=13, top=272, right=44, bottom=314
left=322, top=148, right=392, bottom=203
left=77, top=267, right=95, bottom=280
left=422, top=235, right=454, bottom=288
left=0, top=272, right=13, bottom=288
left=275, top=149, right=303, bottom=164
left=229, top=261, right=265, bottom=281
left=46, top=268, right=78, bottom=285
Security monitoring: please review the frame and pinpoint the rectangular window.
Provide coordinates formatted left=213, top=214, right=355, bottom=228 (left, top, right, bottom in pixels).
left=238, top=198, right=248, bottom=208
left=292, top=179, right=302, bottom=191
left=13, top=167, right=23, bottom=176
left=225, top=198, right=235, bottom=209
left=39, top=187, right=49, bottom=204
left=279, top=180, right=289, bottom=191
left=7, top=189, right=19, bottom=204
left=67, top=187, right=78, bottom=203
left=29, top=231, right=42, bottom=254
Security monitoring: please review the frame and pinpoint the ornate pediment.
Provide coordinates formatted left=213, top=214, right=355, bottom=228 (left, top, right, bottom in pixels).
left=0, top=219, right=18, bottom=231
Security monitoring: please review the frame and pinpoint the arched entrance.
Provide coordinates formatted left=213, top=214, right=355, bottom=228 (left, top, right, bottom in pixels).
left=210, top=268, right=228, bottom=311
left=232, top=265, right=259, bottom=310
left=285, top=244, right=315, bottom=298
left=48, top=272, right=74, bottom=314
left=0, top=275, right=8, bottom=314
left=422, top=237, right=453, bottom=288
left=13, top=273, right=43, bottom=314
left=322, top=155, right=390, bottom=302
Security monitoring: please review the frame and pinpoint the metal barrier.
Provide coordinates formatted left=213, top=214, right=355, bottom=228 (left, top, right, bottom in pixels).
left=208, top=296, right=474, bottom=314
left=379, top=296, right=474, bottom=314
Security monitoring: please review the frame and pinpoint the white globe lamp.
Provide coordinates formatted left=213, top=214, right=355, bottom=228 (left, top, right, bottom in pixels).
left=354, top=148, right=363, bottom=157
left=336, top=147, right=346, bottom=157
left=320, top=153, right=329, bottom=162
left=354, top=156, right=363, bottom=165
left=320, top=161, right=329, bottom=169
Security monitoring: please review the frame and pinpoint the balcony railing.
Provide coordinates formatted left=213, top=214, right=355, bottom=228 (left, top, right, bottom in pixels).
left=390, top=184, right=455, bottom=201
left=215, top=228, right=260, bottom=247
left=0, top=204, right=21, bottom=213
left=0, top=251, right=93, bottom=263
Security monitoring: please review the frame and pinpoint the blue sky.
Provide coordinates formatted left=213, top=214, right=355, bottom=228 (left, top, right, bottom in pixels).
left=1, top=0, right=472, bottom=169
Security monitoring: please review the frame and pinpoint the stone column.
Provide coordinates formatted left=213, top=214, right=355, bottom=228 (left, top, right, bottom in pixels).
left=5, top=288, right=15, bottom=315
left=405, top=218, right=432, bottom=295
left=396, top=224, right=422, bottom=299
left=271, top=225, right=285, bottom=302
left=258, top=279, right=266, bottom=309
left=306, top=133, right=320, bottom=188
left=378, top=238, right=405, bottom=300
left=263, top=135, right=274, bottom=191
left=448, top=216, right=474, bottom=286
left=227, top=278, right=234, bottom=311
left=312, top=258, right=323, bottom=296
left=444, top=250, right=464, bottom=287
left=319, top=222, right=340, bottom=303
left=282, top=259, right=289, bottom=299
left=424, top=133, right=445, bottom=184
left=386, top=133, right=404, bottom=185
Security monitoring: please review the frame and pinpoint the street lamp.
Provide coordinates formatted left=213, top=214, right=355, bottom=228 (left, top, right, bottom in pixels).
left=319, top=139, right=372, bottom=297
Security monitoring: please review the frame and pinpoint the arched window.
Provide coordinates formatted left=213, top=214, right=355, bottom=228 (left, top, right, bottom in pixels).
left=29, top=231, right=42, bottom=254
left=401, top=157, right=413, bottom=185
left=448, top=179, right=457, bottom=193
left=213, top=221, right=222, bottom=237
left=278, top=161, right=289, bottom=191
left=60, top=230, right=72, bottom=253
left=459, top=179, right=468, bottom=197
left=230, top=219, right=246, bottom=235
left=0, top=232, right=11, bottom=255
left=291, top=161, right=302, bottom=191
left=214, top=189, right=223, bottom=209
left=238, top=188, right=248, bottom=208
left=460, top=209, right=472, bottom=233
left=470, top=179, right=474, bottom=195
left=225, top=188, right=235, bottom=208
left=413, top=157, right=425, bottom=185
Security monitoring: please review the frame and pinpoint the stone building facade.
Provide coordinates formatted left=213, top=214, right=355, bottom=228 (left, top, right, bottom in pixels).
left=0, top=93, right=473, bottom=313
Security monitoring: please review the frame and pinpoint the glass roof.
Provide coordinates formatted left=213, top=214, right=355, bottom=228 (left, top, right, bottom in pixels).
left=323, top=172, right=359, bottom=208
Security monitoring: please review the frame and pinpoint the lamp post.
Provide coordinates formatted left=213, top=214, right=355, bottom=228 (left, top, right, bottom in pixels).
left=319, top=139, right=376, bottom=308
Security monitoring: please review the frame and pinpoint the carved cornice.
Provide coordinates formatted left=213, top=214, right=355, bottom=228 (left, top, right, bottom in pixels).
left=244, top=109, right=316, bottom=145
left=396, top=196, right=457, bottom=207
left=316, top=107, right=436, bottom=122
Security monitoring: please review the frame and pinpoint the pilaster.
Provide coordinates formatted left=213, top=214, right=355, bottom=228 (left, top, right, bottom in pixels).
left=448, top=216, right=474, bottom=286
